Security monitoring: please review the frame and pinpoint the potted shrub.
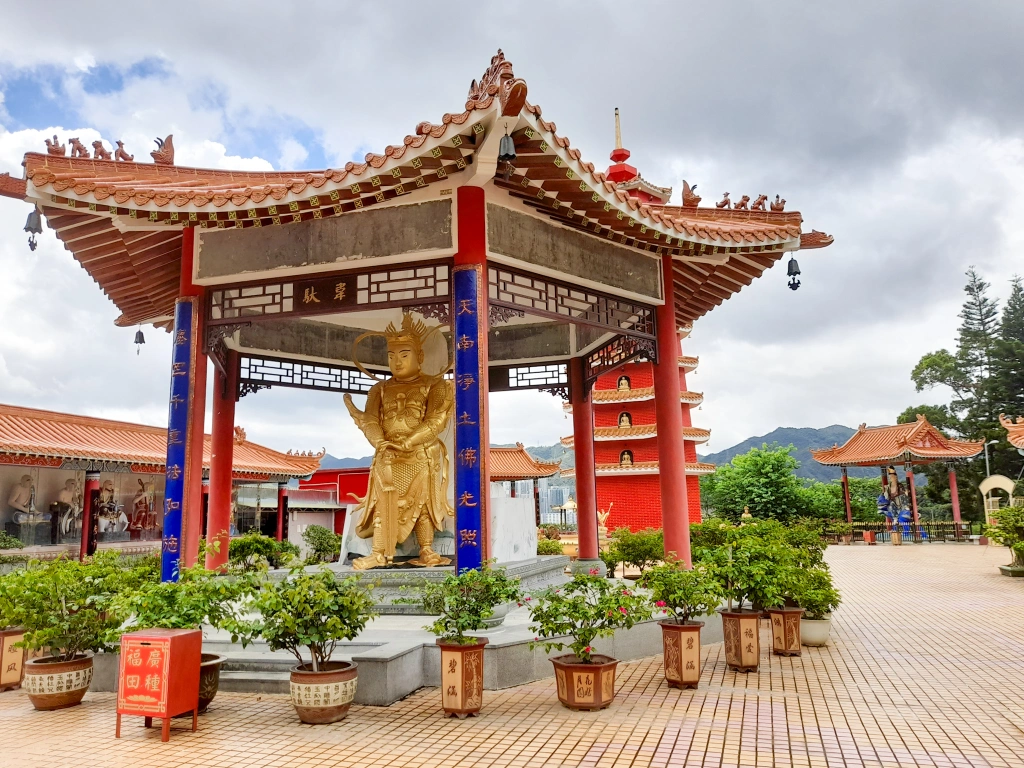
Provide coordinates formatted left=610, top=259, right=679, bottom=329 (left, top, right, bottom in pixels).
left=608, top=527, right=663, bottom=579
left=832, top=521, right=854, bottom=545
left=230, top=567, right=374, bottom=724
left=984, top=506, right=1024, bottom=577
left=639, top=560, right=723, bottom=688
left=0, top=553, right=147, bottom=710
left=302, top=524, right=342, bottom=564
left=528, top=570, right=652, bottom=710
left=537, top=539, right=564, bottom=556
left=421, top=563, right=521, bottom=717
left=710, top=539, right=792, bottom=672
left=108, top=561, right=256, bottom=713
left=794, top=568, right=841, bottom=646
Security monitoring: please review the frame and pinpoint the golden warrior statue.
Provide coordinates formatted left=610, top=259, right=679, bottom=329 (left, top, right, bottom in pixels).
left=344, top=315, right=454, bottom=570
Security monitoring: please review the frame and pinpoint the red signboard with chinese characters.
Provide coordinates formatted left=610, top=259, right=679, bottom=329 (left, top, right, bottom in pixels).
left=116, top=628, right=201, bottom=742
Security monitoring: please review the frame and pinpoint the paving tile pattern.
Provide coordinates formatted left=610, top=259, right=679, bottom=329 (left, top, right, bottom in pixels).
left=1, top=545, right=1021, bottom=767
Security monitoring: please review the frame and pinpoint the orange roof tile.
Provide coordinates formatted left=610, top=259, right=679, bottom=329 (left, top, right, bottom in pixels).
left=560, top=461, right=715, bottom=478
left=561, top=425, right=710, bottom=448
left=1000, top=414, right=1024, bottom=449
left=0, top=403, right=322, bottom=479
left=563, top=389, right=703, bottom=412
left=810, top=415, right=984, bottom=467
left=489, top=443, right=560, bottom=481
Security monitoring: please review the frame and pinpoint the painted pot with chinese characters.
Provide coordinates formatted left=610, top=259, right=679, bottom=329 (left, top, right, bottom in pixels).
left=22, top=653, right=94, bottom=710
left=550, top=654, right=618, bottom=711
left=719, top=608, right=761, bottom=672
left=0, top=627, right=26, bottom=692
left=289, top=661, right=358, bottom=724
left=659, top=620, right=703, bottom=689
left=767, top=607, right=804, bottom=656
left=173, top=653, right=225, bottom=716
left=437, top=637, right=488, bottom=718
left=800, top=615, right=833, bottom=646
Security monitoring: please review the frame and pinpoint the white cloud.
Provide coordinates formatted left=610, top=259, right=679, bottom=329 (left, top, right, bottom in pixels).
left=277, top=138, right=308, bottom=170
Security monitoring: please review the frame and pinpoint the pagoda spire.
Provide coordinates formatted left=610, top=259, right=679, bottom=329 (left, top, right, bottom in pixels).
left=607, top=108, right=635, bottom=176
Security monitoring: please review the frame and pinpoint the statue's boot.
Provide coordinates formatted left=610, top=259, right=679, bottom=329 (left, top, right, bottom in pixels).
left=409, top=516, right=451, bottom=567
left=352, top=551, right=388, bottom=570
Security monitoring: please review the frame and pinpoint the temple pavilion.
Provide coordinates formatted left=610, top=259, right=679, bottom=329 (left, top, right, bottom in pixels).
left=1001, top=414, right=1024, bottom=450
left=0, top=50, right=833, bottom=578
left=811, top=415, right=983, bottom=527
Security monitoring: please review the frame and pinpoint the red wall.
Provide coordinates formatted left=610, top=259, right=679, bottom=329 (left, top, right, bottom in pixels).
left=591, top=360, right=703, bottom=532
left=300, top=467, right=369, bottom=534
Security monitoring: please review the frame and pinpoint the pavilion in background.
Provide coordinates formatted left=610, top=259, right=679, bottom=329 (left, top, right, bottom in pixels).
left=811, top=415, right=983, bottom=529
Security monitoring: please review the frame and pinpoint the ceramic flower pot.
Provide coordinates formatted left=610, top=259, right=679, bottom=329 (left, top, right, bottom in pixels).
left=659, top=620, right=703, bottom=689
left=767, top=607, right=804, bottom=656
left=800, top=615, right=833, bottom=646
left=437, top=637, right=488, bottom=718
left=0, top=627, right=25, bottom=692
left=719, top=608, right=761, bottom=672
left=289, top=661, right=358, bottom=724
left=198, top=653, right=225, bottom=713
left=891, top=529, right=902, bottom=546
left=550, top=654, right=618, bottom=711
left=22, top=653, right=94, bottom=710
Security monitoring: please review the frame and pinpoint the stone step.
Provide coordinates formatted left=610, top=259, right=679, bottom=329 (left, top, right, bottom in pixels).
left=218, top=670, right=290, bottom=695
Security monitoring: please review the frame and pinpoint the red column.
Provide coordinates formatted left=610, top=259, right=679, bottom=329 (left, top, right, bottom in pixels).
left=79, top=471, right=100, bottom=561
left=841, top=466, right=853, bottom=524
left=205, top=353, right=236, bottom=571
left=179, top=227, right=208, bottom=568
left=948, top=467, right=961, bottom=523
left=570, top=357, right=600, bottom=563
left=907, top=468, right=920, bottom=527
left=653, top=255, right=692, bottom=568
left=276, top=483, right=287, bottom=543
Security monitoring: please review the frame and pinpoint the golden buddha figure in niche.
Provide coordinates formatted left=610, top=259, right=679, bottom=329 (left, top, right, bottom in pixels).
left=344, top=315, right=454, bottom=570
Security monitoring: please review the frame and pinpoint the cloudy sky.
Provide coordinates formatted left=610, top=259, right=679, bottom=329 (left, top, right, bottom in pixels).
left=0, top=2, right=1021, bottom=459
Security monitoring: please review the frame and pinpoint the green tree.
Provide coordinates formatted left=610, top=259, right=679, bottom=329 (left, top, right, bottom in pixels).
left=699, top=443, right=808, bottom=523
left=993, top=277, right=1024, bottom=421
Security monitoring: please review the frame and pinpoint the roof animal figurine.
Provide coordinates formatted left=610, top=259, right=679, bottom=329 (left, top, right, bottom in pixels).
left=751, top=194, right=767, bottom=211
left=716, top=192, right=731, bottom=209
left=92, top=141, right=112, bottom=161
left=771, top=194, right=786, bottom=212
left=151, top=135, right=174, bottom=165
left=732, top=194, right=750, bottom=211
left=681, top=180, right=702, bottom=208
left=233, top=426, right=247, bottom=445
left=68, top=138, right=90, bottom=159
left=114, top=140, right=133, bottom=162
left=44, top=135, right=66, bottom=156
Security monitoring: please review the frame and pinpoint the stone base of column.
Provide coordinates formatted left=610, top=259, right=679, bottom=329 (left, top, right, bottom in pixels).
left=570, top=558, right=607, bottom=578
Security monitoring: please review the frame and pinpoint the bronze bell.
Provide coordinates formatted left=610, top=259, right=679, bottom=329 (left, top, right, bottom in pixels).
left=134, top=328, right=145, bottom=355
left=497, top=132, right=516, bottom=164
left=787, top=256, right=801, bottom=291
left=24, top=209, right=42, bottom=251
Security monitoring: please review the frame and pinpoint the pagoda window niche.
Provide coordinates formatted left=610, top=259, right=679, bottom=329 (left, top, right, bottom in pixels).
left=617, top=375, right=631, bottom=391
left=619, top=450, right=634, bottom=466
left=618, top=412, right=633, bottom=428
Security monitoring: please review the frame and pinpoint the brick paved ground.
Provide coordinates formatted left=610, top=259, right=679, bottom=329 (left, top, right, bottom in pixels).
left=1, top=545, right=1021, bottom=768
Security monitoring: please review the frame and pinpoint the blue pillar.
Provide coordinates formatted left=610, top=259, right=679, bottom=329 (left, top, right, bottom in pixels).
left=162, top=297, right=201, bottom=581
left=452, top=186, right=488, bottom=571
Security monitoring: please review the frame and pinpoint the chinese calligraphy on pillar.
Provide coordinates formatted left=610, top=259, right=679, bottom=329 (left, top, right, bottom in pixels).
left=162, top=298, right=199, bottom=582
left=453, top=266, right=484, bottom=571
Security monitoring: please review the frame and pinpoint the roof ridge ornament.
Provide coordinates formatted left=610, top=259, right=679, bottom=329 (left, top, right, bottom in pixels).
left=682, top=180, right=701, bottom=208
left=466, top=49, right=527, bottom=117
left=151, top=135, right=174, bottom=165
left=44, top=135, right=66, bottom=157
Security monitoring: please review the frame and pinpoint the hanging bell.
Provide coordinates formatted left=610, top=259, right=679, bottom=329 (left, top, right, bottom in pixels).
left=787, top=255, right=801, bottom=291
left=134, top=327, right=145, bottom=355
left=24, top=208, right=42, bottom=252
left=497, top=132, right=516, bottom=164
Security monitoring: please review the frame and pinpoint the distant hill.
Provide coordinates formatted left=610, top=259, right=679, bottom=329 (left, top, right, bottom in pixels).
left=699, top=425, right=876, bottom=482
left=321, top=428, right=865, bottom=484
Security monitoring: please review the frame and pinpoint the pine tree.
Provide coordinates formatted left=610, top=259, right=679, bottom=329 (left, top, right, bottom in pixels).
left=957, top=267, right=1000, bottom=381
left=992, top=276, right=1024, bottom=425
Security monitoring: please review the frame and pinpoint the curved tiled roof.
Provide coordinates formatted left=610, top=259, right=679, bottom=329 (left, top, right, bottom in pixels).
left=0, top=403, right=322, bottom=479
left=1, top=50, right=831, bottom=329
left=563, top=389, right=703, bottom=413
left=490, top=443, right=560, bottom=481
left=1000, top=414, right=1024, bottom=449
left=810, top=415, right=983, bottom=467
left=560, top=461, right=715, bottom=478
left=561, top=425, right=710, bottom=448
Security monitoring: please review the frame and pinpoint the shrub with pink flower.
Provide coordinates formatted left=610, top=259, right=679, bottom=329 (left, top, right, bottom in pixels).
left=526, top=572, right=653, bottom=664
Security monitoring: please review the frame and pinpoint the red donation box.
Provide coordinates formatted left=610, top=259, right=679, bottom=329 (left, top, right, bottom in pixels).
left=116, top=628, right=202, bottom=742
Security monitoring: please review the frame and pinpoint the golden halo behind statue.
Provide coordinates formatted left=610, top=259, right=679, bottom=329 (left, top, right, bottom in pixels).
left=351, top=316, right=453, bottom=382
